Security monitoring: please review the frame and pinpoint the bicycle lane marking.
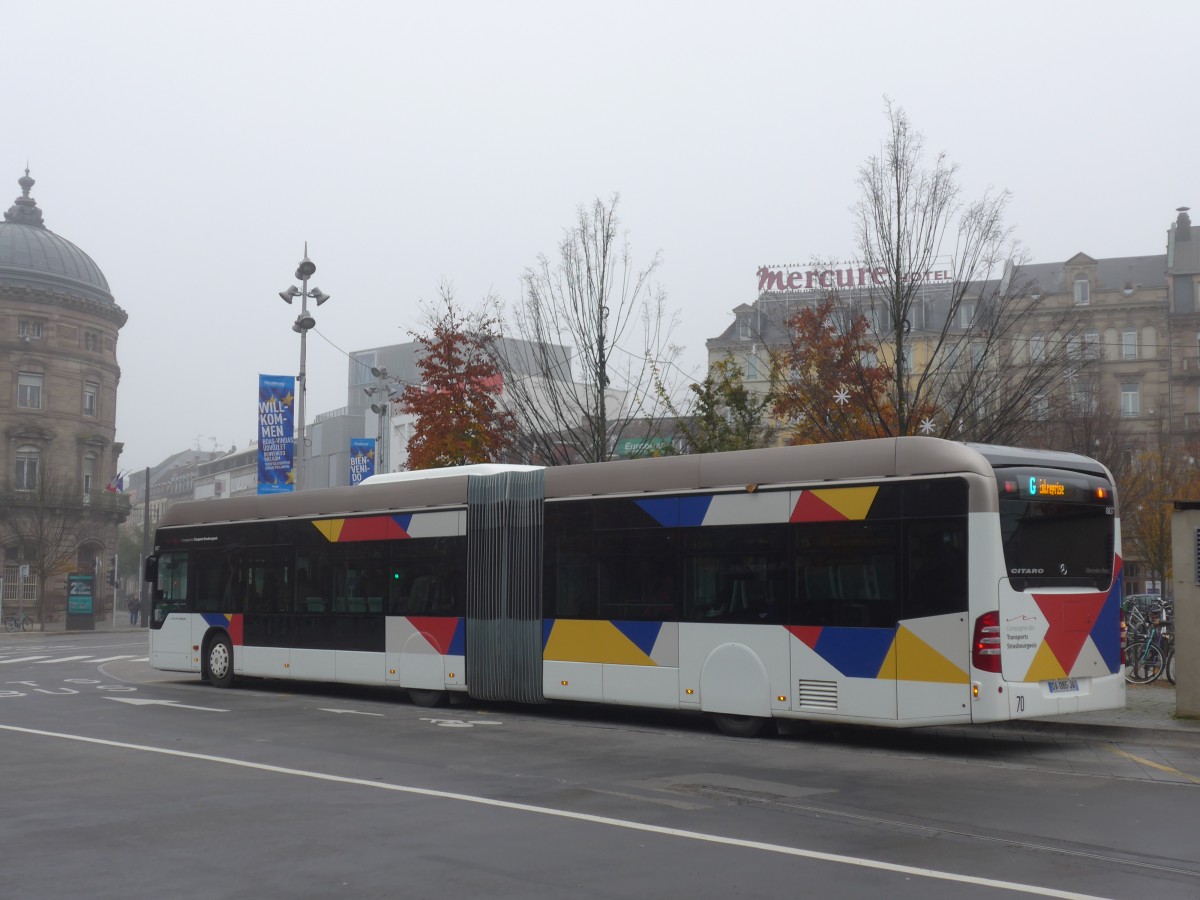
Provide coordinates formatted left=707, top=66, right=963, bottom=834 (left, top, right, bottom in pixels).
left=0, top=723, right=1120, bottom=900
left=1106, top=747, right=1200, bottom=784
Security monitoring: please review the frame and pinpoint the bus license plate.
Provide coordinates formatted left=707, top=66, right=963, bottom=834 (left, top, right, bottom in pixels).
left=1046, top=678, right=1079, bottom=694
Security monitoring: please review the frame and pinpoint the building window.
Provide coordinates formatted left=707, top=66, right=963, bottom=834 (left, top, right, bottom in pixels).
left=1121, top=383, right=1140, bottom=417
left=83, top=456, right=96, bottom=494
left=15, top=449, right=39, bottom=491
left=351, top=352, right=376, bottom=386
left=1074, top=275, right=1090, bottom=306
left=1030, top=394, right=1048, bottom=420
left=17, top=372, right=43, bottom=409
left=959, top=302, right=975, bottom=329
left=84, top=382, right=99, bottom=417
left=1029, top=334, right=1045, bottom=363
left=737, top=317, right=751, bottom=340
left=1122, top=330, right=1137, bottom=360
left=1084, top=331, right=1100, bottom=359
left=744, top=354, right=761, bottom=381
left=18, top=320, right=43, bottom=340
left=1071, top=384, right=1096, bottom=414
left=85, top=331, right=101, bottom=351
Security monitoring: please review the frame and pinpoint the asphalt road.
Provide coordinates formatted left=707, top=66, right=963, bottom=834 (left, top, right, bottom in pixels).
left=2, top=631, right=1198, bottom=900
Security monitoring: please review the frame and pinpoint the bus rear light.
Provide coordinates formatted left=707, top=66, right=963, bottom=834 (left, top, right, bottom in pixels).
left=1120, top=618, right=1127, bottom=666
left=972, top=611, right=1002, bottom=673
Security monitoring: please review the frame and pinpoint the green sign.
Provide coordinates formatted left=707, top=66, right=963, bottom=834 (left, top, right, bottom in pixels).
left=615, top=437, right=673, bottom=458
left=68, top=574, right=94, bottom=615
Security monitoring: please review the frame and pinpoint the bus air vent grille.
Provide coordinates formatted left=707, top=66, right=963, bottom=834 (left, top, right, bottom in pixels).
left=797, top=679, right=838, bottom=709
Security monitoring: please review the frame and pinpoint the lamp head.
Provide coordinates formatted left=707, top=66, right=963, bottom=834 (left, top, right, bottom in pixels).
left=279, top=285, right=300, bottom=304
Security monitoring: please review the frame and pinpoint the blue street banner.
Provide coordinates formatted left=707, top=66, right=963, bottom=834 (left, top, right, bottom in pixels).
left=258, top=374, right=295, bottom=494
left=349, top=438, right=376, bottom=485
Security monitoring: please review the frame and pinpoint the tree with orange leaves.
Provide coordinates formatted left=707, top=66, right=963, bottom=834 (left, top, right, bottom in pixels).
left=770, top=298, right=895, bottom=444
left=400, top=284, right=515, bottom=470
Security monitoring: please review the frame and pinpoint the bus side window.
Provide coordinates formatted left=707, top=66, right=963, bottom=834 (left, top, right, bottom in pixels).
left=904, top=519, right=967, bottom=619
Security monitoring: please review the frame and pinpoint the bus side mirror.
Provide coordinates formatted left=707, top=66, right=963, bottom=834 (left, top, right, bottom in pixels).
left=144, top=556, right=158, bottom=582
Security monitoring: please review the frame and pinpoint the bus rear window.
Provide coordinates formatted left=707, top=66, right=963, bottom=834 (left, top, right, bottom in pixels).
left=996, top=467, right=1115, bottom=590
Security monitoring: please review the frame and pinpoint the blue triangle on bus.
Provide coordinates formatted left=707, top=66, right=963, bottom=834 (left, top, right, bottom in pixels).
left=612, top=620, right=662, bottom=658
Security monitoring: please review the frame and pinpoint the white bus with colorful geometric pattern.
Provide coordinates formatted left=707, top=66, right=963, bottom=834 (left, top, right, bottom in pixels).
left=145, top=437, right=1124, bottom=736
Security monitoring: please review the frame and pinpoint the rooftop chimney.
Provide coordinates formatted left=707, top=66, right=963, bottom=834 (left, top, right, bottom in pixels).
left=1177, top=207, right=1192, bottom=240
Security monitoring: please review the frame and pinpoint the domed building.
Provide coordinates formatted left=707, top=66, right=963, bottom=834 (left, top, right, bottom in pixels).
left=0, top=170, right=130, bottom=627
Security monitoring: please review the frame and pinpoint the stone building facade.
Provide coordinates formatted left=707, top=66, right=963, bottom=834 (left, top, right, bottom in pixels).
left=0, top=171, right=130, bottom=624
left=708, top=208, right=1197, bottom=449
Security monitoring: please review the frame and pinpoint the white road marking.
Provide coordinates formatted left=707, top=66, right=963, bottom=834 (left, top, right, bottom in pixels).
left=103, top=698, right=227, bottom=712
left=318, top=708, right=385, bottom=716
left=0, top=656, right=49, bottom=664
left=0, top=723, right=1115, bottom=900
left=90, top=655, right=138, bottom=664
left=34, top=655, right=92, bottom=664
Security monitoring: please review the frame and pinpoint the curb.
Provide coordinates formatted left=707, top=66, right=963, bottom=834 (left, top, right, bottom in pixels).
left=986, top=717, right=1200, bottom=748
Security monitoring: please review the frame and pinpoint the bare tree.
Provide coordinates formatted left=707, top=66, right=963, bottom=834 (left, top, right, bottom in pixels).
left=0, top=469, right=92, bottom=623
left=1033, top=380, right=1136, bottom=483
left=494, top=194, right=681, bottom=464
left=1119, top=428, right=1200, bottom=592
left=849, top=101, right=1076, bottom=443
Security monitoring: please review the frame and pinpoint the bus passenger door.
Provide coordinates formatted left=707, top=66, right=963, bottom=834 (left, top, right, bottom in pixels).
left=150, top=612, right=196, bottom=672
left=149, top=551, right=196, bottom=673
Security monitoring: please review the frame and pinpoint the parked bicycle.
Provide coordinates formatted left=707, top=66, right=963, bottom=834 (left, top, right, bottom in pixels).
left=4, top=613, right=33, bottom=633
left=1125, top=607, right=1172, bottom=685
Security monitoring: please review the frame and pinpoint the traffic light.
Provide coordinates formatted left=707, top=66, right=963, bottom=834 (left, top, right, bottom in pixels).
left=107, top=555, right=118, bottom=587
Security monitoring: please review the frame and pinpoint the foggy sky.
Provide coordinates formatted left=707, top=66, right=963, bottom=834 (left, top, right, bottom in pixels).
left=5, top=1, right=1195, bottom=473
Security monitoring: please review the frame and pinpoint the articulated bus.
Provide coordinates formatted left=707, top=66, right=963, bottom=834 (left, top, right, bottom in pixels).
left=145, top=437, right=1124, bottom=736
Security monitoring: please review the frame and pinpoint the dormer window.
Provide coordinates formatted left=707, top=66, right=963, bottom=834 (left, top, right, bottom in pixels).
left=1073, top=274, right=1090, bottom=306
left=737, top=316, right=751, bottom=340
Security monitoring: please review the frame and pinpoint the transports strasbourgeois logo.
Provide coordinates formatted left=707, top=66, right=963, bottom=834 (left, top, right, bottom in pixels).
left=756, top=263, right=954, bottom=293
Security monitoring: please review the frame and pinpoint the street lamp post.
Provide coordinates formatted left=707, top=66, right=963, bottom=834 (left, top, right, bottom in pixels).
left=366, top=365, right=392, bottom=475
left=279, top=244, right=330, bottom=491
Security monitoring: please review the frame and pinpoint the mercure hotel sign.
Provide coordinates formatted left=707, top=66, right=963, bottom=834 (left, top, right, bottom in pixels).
left=756, top=263, right=954, bottom=293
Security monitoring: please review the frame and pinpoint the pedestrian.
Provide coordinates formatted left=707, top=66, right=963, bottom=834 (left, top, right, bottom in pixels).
left=127, top=592, right=140, bottom=626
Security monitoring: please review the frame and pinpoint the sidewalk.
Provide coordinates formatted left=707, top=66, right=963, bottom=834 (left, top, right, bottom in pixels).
left=1002, top=681, right=1200, bottom=744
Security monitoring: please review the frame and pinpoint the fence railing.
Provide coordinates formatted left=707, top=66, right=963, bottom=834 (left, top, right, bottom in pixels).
left=0, top=567, right=39, bottom=613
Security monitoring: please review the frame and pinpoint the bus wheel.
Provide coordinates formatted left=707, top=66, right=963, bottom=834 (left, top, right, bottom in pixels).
left=408, top=689, right=448, bottom=708
left=204, top=635, right=235, bottom=689
left=712, top=713, right=775, bottom=738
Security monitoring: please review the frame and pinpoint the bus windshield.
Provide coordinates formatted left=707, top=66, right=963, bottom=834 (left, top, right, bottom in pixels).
left=995, top=467, right=1115, bottom=589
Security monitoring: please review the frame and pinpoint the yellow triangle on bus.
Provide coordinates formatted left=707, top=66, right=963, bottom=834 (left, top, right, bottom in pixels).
left=1023, top=640, right=1068, bottom=682
left=893, top=626, right=969, bottom=683
left=312, top=519, right=344, bottom=542
left=811, top=486, right=878, bottom=521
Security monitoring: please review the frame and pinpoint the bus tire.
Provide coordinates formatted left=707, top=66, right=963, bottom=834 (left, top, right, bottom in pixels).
left=204, top=634, right=235, bottom=689
left=712, top=713, right=775, bottom=738
left=408, top=688, right=447, bottom=708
